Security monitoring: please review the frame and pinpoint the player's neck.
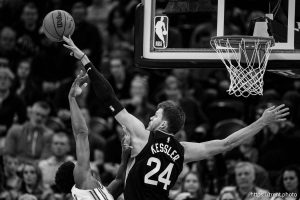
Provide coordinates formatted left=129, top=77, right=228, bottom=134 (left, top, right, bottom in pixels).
left=157, top=128, right=173, bottom=136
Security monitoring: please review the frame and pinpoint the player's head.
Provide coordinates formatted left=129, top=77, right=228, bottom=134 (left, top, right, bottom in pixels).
left=55, top=161, right=75, bottom=194
left=147, top=100, right=185, bottom=134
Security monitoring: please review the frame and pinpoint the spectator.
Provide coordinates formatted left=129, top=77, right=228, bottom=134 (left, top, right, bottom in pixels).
left=173, top=171, right=204, bottom=200
left=156, top=75, right=209, bottom=141
left=220, top=162, right=269, bottom=200
left=0, top=57, right=9, bottom=68
left=44, top=117, right=66, bottom=133
left=275, top=165, right=300, bottom=200
left=38, top=132, right=72, bottom=189
left=0, top=67, right=27, bottom=151
left=14, top=2, right=41, bottom=57
left=282, top=91, right=300, bottom=129
left=86, top=0, right=117, bottom=54
left=106, top=4, right=134, bottom=52
left=17, top=162, right=52, bottom=200
left=107, top=56, right=132, bottom=100
left=223, top=150, right=271, bottom=190
left=71, top=1, right=103, bottom=67
left=199, top=155, right=226, bottom=197
left=190, top=22, right=217, bottom=48
left=11, top=59, right=43, bottom=106
left=0, top=26, right=21, bottom=70
left=256, top=102, right=300, bottom=172
left=4, top=101, right=53, bottom=162
left=121, top=75, right=156, bottom=126
left=238, top=137, right=259, bottom=163
left=171, top=68, right=195, bottom=97
left=3, top=154, right=21, bottom=191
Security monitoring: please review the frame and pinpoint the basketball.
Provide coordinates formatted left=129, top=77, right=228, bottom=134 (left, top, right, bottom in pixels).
left=42, top=10, right=75, bottom=42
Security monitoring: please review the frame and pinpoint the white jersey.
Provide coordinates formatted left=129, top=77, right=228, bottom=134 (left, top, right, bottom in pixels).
left=71, top=182, right=114, bottom=200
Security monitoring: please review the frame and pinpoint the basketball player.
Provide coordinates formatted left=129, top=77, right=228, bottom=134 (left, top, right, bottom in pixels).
left=54, top=72, right=131, bottom=200
left=155, top=16, right=167, bottom=48
left=62, top=35, right=289, bottom=200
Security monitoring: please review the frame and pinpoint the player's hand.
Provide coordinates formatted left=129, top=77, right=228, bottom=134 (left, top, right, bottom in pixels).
left=68, top=70, right=88, bottom=98
left=63, top=35, right=85, bottom=59
left=260, top=104, right=289, bottom=125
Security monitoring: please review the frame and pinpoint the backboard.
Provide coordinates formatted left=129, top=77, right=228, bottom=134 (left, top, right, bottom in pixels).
left=135, top=0, right=300, bottom=76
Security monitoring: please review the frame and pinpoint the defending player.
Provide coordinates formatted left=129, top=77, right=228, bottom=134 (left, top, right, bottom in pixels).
left=62, top=35, right=289, bottom=200
left=55, top=71, right=131, bottom=200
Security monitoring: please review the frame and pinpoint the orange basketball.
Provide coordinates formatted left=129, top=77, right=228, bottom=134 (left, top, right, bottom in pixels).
left=42, top=10, right=75, bottom=42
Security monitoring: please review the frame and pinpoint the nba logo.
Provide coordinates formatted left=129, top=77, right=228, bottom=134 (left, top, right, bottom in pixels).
left=153, top=16, right=168, bottom=49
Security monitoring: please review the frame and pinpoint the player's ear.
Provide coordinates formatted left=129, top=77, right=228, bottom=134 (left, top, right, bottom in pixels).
left=159, top=120, right=168, bottom=130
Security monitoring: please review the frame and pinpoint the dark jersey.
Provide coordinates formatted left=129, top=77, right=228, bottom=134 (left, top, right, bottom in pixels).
left=124, top=130, right=184, bottom=200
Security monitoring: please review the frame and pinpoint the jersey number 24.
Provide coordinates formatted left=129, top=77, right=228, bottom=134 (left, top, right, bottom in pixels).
left=144, top=157, right=174, bottom=190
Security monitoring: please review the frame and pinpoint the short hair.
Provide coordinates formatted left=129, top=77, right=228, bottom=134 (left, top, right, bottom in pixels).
left=23, top=2, right=38, bottom=11
left=55, top=161, right=75, bottom=193
left=235, top=162, right=255, bottom=176
left=157, top=100, right=185, bottom=134
left=0, top=26, right=16, bottom=38
left=33, top=101, right=51, bottom=112
left=219, top=190, right=237, bottom=200
left=52, top=131, right=70, bottom=144
left=72, top=1, right=87, bottom=10
left=0, top=67, right=14, bottom=80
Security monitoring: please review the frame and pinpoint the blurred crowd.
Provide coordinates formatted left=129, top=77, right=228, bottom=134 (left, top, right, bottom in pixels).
left=0, top=0, right=300, bottom=200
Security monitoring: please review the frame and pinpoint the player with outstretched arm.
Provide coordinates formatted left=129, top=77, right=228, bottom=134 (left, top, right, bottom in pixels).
left=63, top=35, right=289, bottom=200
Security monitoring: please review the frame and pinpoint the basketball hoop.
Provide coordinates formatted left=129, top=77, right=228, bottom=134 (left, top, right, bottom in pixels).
left=210, top=35, right=275, bottom=97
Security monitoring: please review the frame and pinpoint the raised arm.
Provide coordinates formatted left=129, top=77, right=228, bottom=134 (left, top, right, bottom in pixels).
left=63, top=36, right=149, bottom=155
left=182, top=104, right=289, bottom=163
left=68, top=72, right=91, bottom=185
left=107, top=126, right=132, bottom=199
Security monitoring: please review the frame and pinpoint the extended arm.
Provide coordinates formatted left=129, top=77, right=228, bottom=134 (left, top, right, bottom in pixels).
left=68, top=74, right=91, bottom=185
left=182, top=104, right=289, bottom=163
left=81, top=58, right=148, bottom=142
left=63, top=36, right=149, bottom=155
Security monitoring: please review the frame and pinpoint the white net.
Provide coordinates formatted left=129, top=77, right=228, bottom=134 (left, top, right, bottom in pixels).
left=211, top=36, right=274, bottom=97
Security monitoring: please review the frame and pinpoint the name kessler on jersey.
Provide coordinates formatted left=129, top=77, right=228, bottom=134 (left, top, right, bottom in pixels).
left=151, top=142, right=180, bottom=162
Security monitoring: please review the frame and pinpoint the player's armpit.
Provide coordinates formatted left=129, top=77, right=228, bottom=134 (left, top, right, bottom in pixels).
left=73, top=164, right=92, bottom=188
